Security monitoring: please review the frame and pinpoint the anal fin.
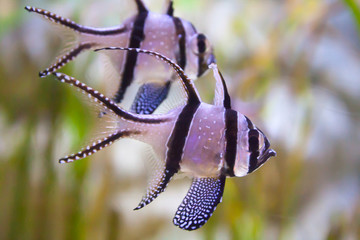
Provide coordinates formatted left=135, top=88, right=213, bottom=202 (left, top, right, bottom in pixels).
left=134, top=149, right=177, bottom=210
left=173, top=175, right=226, bottom=231
left=130, top=82, right=171, bottom=114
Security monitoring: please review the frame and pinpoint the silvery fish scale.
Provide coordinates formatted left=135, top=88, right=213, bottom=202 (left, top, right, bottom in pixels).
left=25, top=0, right=215, bottom=114
left=51, top=47, right=276, bottom=231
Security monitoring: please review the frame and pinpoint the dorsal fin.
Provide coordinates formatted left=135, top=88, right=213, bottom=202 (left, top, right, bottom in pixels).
left=135, top=0, right=148, bottom=13
left=209, top=63, right=231, bottom=109
left=95, top=47, right=201, bottom=104
left=166, top=0, right=174, bottom=16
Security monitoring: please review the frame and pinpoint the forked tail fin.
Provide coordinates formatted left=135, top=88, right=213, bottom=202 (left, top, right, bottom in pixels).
left=25, top=6, right=127, bottom=77
left=52, top=72, right=169, bottom=163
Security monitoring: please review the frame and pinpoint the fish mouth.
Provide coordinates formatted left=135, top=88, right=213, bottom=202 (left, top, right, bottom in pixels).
left=207, top=53, right=216, bottom=65
left=258, top=148, right=276, bottom=166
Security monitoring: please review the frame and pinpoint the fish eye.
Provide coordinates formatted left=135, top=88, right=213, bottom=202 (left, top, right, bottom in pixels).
left=190, top=33, right=210, bottom=55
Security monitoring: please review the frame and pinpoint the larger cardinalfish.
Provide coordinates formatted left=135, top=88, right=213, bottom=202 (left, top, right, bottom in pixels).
left=51, top=47, right=276, bottom=230
left=25, top=0, right=215, bottom=114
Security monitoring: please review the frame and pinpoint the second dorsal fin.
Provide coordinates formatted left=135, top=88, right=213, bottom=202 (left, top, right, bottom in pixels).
left=135, top=0, right=148, bottom=13
left=209, top=63, right=231, bottom=109
left=166, top=0, right=174, bottom=16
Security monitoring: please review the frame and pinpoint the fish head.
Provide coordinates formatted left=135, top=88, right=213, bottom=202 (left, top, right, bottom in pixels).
left=233, top=116, right=276, bottom=177
left=182, top=20, right=215, bottom=78
left=188, top=33, right=215, bottom=77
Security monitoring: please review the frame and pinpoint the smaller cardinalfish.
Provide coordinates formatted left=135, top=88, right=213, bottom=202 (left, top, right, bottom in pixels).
left=25, top=0, right=215, bottom=114
left=51, top=48, right=276, bottom=231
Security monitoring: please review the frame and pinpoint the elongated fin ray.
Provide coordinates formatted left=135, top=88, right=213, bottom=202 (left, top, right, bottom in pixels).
left=59, top=130, right=139, bottom=163
left=24, top=6, right=127, bottom=35
left=209, top=63, right=231, bottom=109
left=134, top=168, right=175, bottom=210
left=133, top=146, right=165, bottom=209
left=25, top=6, right=128, bottom=77
left=95, top=47, right=201, bottom=104
left=130, top=82, right=171, bottom=114
left=52, top=72, right=168, bottom=124
left=40, top=43, right=95, bottom=77
left=173, top=176, right=226, bottom=231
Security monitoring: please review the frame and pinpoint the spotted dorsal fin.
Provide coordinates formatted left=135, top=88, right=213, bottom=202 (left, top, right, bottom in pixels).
left=135, top=0, right=148, bottom=13
left=209, top=63, right=231, bottom=109
left=173, top=175, right=226, bottom=230
left=166, top=0, right=174, bottom=16
left=95, top=47, right=201, bottom=104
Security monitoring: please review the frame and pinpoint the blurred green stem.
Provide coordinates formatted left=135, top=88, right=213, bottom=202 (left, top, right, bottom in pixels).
left=343, top=0, right=360, bottom=37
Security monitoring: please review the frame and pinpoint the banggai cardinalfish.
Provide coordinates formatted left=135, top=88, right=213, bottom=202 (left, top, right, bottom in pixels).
left=50, top=47, right=276, bottom=231
left=25, top=0, right=215, bottom=114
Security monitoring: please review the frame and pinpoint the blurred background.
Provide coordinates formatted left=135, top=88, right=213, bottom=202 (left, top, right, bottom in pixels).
left=1, top=0, right=359, bottom=239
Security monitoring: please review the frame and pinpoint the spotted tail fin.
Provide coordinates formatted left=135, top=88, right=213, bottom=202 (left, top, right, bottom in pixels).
left=24, top=6, right=127, bottom=77
left=173, top=176, right=226, bottom=231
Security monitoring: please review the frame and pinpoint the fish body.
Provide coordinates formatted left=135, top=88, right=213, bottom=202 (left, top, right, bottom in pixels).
left=52, top=47, right=276, bottom=231
left=25, top=0, right=215, bottom=114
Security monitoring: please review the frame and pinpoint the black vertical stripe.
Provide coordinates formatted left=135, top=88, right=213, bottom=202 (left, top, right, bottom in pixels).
left=248, top=129, right=260, bottom=173
left=172, top=17, right=187, bottom=70
left=196, top=34, right=206, bottom=77
left=244, top=116, right=254, bottom=129
left=224, top=109, right=238, bottom=176
left=114, top=11, right=148, bottom=103
left=165, top=101, right=201, bottom=174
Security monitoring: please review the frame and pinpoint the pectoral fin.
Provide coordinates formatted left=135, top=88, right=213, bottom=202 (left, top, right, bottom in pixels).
left=130, top=82, right=171, bottom=114
left=173, top=175, right=226, bottom=231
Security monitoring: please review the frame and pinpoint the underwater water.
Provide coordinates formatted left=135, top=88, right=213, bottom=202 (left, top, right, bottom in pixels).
left=0, top=0, right=359, bottom=239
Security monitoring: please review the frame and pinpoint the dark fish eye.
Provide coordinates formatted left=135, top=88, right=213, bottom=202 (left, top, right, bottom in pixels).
left=191, top=33, right=210, bottom=56
left=197, top=34, right=207, bottom=54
